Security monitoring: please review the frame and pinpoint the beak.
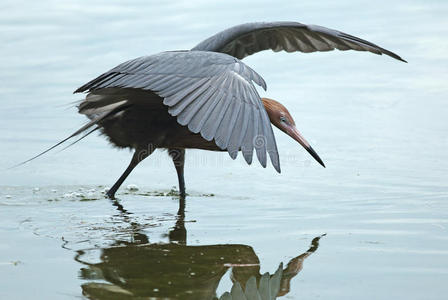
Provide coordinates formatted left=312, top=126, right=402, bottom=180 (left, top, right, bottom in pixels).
left=287, top=126, right=326, bottom=168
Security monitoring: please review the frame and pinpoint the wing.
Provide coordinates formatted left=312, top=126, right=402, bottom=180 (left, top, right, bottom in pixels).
left=75, top=51, right=281, bottom=172
left=191, top=21, right=406, bottom=62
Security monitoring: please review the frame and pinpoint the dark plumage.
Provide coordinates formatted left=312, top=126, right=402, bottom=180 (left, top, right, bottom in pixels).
left=20, top=21, right=405, bottom=199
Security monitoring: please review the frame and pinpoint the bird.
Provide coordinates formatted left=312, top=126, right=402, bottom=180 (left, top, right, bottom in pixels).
left=20, top=21, right=406, bottom=199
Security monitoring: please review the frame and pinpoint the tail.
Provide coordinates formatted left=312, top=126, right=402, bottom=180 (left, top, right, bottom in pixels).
left=9, top=103, right=130, bottom=169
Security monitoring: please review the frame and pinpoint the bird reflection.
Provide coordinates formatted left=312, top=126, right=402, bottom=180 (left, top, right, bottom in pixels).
left=75, top=199, right=324, bottom=299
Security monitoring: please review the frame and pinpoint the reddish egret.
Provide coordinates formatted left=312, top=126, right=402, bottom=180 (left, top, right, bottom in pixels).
left=23, top=22, right=406, bottom=199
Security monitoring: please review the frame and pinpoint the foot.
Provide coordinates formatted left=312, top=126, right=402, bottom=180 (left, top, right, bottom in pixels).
left=179, top=191, right=186, bottom=199
left=106, top=189, right=116, bottom=199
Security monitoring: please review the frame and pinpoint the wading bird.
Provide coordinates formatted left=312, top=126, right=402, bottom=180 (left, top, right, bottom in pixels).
left=23, top=22, right=406, bottom=199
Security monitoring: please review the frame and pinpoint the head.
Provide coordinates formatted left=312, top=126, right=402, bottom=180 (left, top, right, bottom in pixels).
left=261, top=98, right=325, bottom=168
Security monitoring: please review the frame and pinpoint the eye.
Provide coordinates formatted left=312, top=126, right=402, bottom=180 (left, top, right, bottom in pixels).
left=280, top=116, right=287, bottom=123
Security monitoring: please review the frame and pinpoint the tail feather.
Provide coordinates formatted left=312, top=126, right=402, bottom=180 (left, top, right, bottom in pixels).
left=56, top=99, right=84, bottom=109
left=9, top=103, right=130, bottom=169
left=56, top=126, right=100, bottom=153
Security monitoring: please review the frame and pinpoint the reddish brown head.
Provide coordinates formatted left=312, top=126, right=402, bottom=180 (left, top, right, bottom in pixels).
left=262, top=98, right=325, bottom=168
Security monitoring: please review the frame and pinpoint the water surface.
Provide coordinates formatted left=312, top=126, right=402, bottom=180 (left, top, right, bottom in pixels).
left=0, top=0, right=447, bottom=299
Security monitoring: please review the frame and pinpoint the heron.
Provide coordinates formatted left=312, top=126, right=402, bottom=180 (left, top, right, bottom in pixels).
left=21, top=22, right=406, bottom=199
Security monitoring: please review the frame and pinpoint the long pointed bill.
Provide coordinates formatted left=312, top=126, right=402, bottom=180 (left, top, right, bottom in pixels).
left=287, top=126, right=326, bottom=168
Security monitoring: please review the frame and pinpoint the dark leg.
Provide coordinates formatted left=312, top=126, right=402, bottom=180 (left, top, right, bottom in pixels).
left=106, top=147, right=155, bottom=199
left=168, top=148, right=186, bottom=198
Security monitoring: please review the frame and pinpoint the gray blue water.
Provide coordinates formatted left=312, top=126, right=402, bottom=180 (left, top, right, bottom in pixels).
left=1, top=0, right=447, bottom=299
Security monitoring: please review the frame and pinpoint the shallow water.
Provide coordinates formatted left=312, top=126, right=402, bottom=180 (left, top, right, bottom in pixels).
left=1, top=0, right=447, bottom=299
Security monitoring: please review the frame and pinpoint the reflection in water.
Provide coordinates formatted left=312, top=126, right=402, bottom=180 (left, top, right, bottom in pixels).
left=74, top=198, right=323, bottom=299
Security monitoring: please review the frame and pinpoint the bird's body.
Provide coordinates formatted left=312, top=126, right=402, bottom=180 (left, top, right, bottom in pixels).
left=21, top=22, right=405, bottom=199
left=83, top=89, right=220, bottom=151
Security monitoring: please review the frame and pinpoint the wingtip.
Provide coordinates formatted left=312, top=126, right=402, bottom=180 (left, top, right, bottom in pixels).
left=393, top=54, right=408, bottom=63
left=262, top=80, right=267, bottom=91
left=383, top=49, right=407, bottom=63
left=274, top=162, right=281, bottom=173
left=241, top=150, right=254, bottom=165
left=229, top=150, right=238, bottom=160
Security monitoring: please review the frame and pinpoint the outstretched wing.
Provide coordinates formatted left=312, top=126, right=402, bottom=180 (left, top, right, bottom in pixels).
left=75, top=51, right=281, bottom=172
left=191, top=21, right=406, bottom=62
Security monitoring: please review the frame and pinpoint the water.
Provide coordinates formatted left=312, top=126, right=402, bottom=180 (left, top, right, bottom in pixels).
left=1, top=0, right=447, bottom=299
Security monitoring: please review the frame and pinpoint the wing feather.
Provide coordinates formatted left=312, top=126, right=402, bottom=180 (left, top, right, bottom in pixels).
left=200, top=89, right=231, bottom=142
left=227, top=103, right=247, bottom=159
left=161, top=77, right=197, bottom=97
left=163, top=77, right=209, bottom=106
left=169, top=80, right=211, bottom=118
left=176, top=83, right=216, bottom=127
left=191, top=21, right=406, bottom=62
left=240, top=106, right=255, bottom=164
left=255, top=109, right=267, bottom=168
left=96, top=73, right=125, bottom=89
left=75, top=50, right=280, bottom=171
left=187, top=87, right=222, bottom=133
left=214, top=98, right=241, bottom=150
left=228, top=103, right=250, bottom=159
